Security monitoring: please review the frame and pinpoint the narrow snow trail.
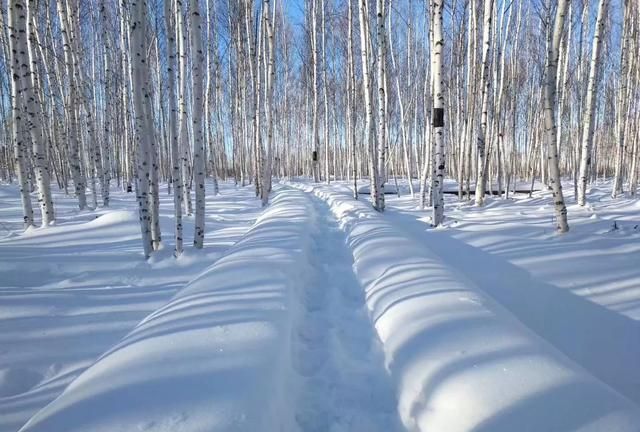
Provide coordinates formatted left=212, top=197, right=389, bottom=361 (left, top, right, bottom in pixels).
left=290, top=194, right=403, bottom=432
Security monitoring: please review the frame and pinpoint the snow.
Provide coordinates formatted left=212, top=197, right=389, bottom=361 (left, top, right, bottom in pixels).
left=0, top=181, right=262, bottom=432
left=290, top=181, right=640, bottom=432
left=2, top=178, right=640, bottom=432
left=16, top=187, right=312, bottom=432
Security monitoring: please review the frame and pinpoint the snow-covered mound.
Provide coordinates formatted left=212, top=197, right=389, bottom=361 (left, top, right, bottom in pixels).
left=18, top=188, right=312, bottom=432
left=298, top=182, right=640, bottom=432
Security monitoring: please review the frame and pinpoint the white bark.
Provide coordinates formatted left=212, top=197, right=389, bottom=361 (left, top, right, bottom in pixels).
left=130, top=0, right=153, bottom=257
left=8, top=0, right=34, bottom=228
left=431, top=0, right=445, bottom=226
left=311, top=0, right=320, bottom=182
left=190, top=0, right=206, bottom=248
left=375, top=0, right=386, bottom=211
left=56, top=0, right=86, bottom=210
left=577, top=0, right=607, bottom=206
left=347, top=0, right=358, bottom=199
left=177, top=0, right=193, bottom=215
left=475, top=0, right=494, bottom=206
left=543, top=0, right=570, bottom=233
left=165, top=0, right=183, bottom=255
left=261, top=0, right=275, bottom=206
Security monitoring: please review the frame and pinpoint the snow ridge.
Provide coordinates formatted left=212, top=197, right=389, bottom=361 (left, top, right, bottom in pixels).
left=295, top=182, right=640, bottom=432
left=18, top=187, right=312, bottom=432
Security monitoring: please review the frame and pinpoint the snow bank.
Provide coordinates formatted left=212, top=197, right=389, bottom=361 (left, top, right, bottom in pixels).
left=18, top=188, right=312, bottom=432
left=296, top=183, right=640, bottom=432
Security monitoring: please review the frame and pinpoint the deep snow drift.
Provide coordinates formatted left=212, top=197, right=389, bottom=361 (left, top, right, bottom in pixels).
left=1, top=179, right=640, bottom=432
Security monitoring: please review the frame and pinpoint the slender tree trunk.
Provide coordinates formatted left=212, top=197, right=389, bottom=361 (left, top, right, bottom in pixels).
left=577, top=0, right=607, bottom=206
left=191, top=0, right=206, bottom=248
left=431, top=0, right=445, bottom=226
left=348, top=0, right=358, bottom=199
left=475, top=0, right=494, bottom=206
left=543, top=0, right=570, bottom=232
left=375, top=0, right=386, bottom=211
left=9, top=0, right=34, bottom=228
left=130, top=0, right=153, bottom=257
left=166, top=0, right=183, bottom=255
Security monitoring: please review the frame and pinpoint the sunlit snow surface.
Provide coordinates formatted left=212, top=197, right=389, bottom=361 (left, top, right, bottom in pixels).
left=1, top=178, right=639, bottom=432
left=0, top=181, right=262, bottom=431
left=290, top=180, right=640, bottom=432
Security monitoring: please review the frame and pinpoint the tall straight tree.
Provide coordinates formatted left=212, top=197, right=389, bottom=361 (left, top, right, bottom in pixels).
left=8, top=0, right=34, bottom=228
left=56, top=0, right=86, bottom=210
left=321, top=0, right=330, bottom=183
left=177, top=0, right=193, bottom=215
left=165, top=0, right=183, bottom=255
left=311, top=0, right=320, bottom=181
left=431, top=0, right=445, bottom=226
left=130, top=0, right=153, bottom=257
left=577, top=0, right=607, bottom=206
left=191, top=0, right=206, bottom=248
left=359, top=0, right=380, bottom=210
left=376, top=0, right=386, bottom=211
left=475, top=0, right=495, bottom=206
left=25, top=0, right=54, bottom=225
left=261, top=0, right=276, bottom=206
left=543, top=0, right=570, bottom=232
left=347, top=0, right=358, bottom=199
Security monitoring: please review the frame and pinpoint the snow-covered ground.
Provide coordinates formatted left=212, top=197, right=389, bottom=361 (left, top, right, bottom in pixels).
left=385, top=180, right=640, bottom=404
left=0, top=181, right=262, bottom=432
left=1, top=179, right=639, bottom=431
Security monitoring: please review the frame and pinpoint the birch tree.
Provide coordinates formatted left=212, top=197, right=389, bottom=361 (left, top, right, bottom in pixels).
left=191, top=0, right=206, bottom=248
left=475, top=0, right=494, bottom=206
left=543, top=0, right=570, bottom=232
left=8, top=0, right=34, bottom=228
left=130, top=0, right=153, bottom=257
left=166, top=0, right=183, bottom=255
left=577, top=0, right=607, bottom=206
left=375, top=0, right=386, bottom=211
left=431, top=0, right=445, bottom=226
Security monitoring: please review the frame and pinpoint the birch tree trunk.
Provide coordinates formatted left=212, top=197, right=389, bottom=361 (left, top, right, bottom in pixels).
left=612, top=0, right=629, bottom=198
left=56, top=0, right=86, bottom=210
left=311, top=0, right=320, bottom=182
left=177, top=0, right=193, bottom=215
left=24, top=0, right=55, bottom=225
left=190, top=0, right=206, bottom=248
left=475, top=0, right=494, bottom=206
left=359, top=0, right=379, bottom=209
left=431, top=0, right=445, bottom=226
left=375, top=0, right=386, bottom=211
left=261, top=0, right=275, bottom=206
left=100, top=0, right=112, bottom=206
left=8, top=0, right=34, bottom=228
left=544, top=0, right=570, bottom=233
left=577, top=0, right=607, bottom=206
left=130, top=0, right=153, bottom=257
left=348, top=0, right=358, bottom=199
left=165, top=0, right=183, bottom=255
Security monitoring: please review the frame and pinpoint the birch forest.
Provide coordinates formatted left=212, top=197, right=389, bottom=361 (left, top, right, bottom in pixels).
left=4, top=0, right=640, bottom=430
left=2, top=0, right=639, bottom=251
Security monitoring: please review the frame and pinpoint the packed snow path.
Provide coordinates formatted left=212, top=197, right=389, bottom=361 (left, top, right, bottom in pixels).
left=290, top=195, right=403, bottom=432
